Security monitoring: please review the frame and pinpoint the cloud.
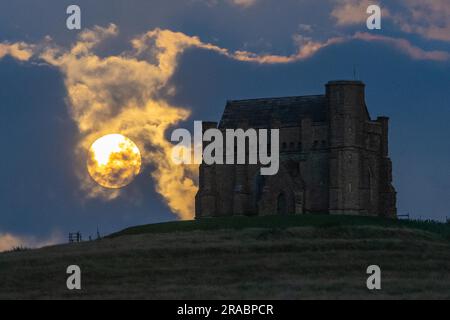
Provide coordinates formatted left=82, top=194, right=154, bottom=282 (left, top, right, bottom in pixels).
left=231, top=35, right=345, bottom=63
left=0, top=232, right=62, bottom=252
left=195, top=0, right=259, bottom=9
left=0, top=234, right=21, bottom=252
left=394, top=0, right=450, bottom=42
left=331, top=0, right=450, bottom=42
left=331, top=0, right=388, bottom=26
left=353, top=32, right=450, bottom=61
left=232, top=32, right=448, bottom=64
left=71, top=24, right=119, bottom=56
left=230, top=0, right=258, bottom=8
left=0, top=42, right=34, bottom=61
left=298, top=24, right=313, bottom=33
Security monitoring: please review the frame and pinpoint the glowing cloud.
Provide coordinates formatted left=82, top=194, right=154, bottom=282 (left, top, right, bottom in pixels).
left=0, top=232, right=62, bottom=252
left=0, top=234, right=21, bottom=252
left=39, top=25, right=197, bottom=219
left=353, top=32, right=450, bottom=61
left=230, top=0, right=258, bottom=8
left=0, top=42, right=34, bottom=61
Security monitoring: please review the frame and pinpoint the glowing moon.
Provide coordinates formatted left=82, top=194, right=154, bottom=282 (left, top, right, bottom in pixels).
left=87, top=134, right=142, bottom=189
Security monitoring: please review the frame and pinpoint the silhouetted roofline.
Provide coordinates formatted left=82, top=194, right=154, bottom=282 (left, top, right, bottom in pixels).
left=326, top=80, right=365, bottom=86
left=227, top=94, right=325, bottom=104
left=219, top=94, right=327, bottom=128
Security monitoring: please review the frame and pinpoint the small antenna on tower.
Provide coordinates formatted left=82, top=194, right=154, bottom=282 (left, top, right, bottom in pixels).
left=353, top=64, right=357, bottom=80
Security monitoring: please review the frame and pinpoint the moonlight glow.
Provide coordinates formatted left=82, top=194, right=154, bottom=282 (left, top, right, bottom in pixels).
left=87, top=134, right=142, bottom=189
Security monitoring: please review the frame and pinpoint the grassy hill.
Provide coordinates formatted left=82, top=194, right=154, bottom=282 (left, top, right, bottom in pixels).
left=1, top=215, right=450, bottom=299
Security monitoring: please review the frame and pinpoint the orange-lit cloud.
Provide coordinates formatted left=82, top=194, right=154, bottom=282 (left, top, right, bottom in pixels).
left=39, top=25, right=197, bottom=219
left=0, top=234, right=21, bottom=252
left=0, top=42, right=34, bottom=61
left=353, top=32, right=450, bottom=61
left=134, top=28, right=345, bottom=65
left=230, top=0, right=258, bottom=8
left=0, top=232, right=62, bottom=252
left=233, top=35, right=347, bottom=63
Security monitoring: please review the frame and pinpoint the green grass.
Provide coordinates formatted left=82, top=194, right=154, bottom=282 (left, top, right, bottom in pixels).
left=111, top=214, right=450, bottom=240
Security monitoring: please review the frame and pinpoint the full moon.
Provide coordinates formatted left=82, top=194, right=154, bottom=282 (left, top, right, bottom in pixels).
left=87, top=134, right=142, bottom=189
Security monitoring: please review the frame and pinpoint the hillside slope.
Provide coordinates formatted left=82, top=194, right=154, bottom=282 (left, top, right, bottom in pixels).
left=1, top=215, right=450, bottom=299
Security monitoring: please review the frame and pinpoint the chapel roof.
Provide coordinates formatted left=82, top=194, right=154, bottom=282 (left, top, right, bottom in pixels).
left=219, top=94, right=327, bottom=128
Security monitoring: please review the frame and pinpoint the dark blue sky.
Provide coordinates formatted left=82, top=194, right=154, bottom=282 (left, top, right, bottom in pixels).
left=0, top=0, right=449, bottom=247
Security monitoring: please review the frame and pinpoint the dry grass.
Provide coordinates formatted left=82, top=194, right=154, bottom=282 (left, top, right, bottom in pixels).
left=1, top=221, right=450, bottom=300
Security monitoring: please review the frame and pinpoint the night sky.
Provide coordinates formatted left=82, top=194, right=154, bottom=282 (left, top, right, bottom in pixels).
left=1, top=0, right=449, bottom=249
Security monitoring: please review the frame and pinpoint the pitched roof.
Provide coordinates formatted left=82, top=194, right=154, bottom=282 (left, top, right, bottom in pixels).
left=218, top=95, right=327, bottom=128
